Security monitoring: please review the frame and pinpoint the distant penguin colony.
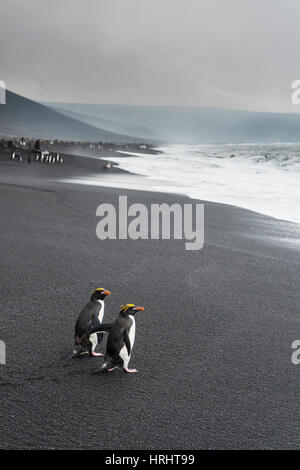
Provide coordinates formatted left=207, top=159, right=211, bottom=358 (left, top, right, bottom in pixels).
left=72, top=291, right=144, bottom=374
left=11, top=147, right=62, bottom=164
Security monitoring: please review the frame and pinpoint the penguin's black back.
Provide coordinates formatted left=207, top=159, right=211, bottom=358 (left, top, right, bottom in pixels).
left=75, top=300, right=102, bottom=338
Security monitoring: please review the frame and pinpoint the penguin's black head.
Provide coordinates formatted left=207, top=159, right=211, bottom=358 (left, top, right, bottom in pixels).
left=91, top=288, right=111, bottom=301
left=120, top=304, right=144, bottom=316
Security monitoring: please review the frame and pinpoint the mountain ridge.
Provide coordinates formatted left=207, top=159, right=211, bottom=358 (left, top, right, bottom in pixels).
left=47, top=101, right=300, bottom=144
left=0, top=90, right=146, bottom=143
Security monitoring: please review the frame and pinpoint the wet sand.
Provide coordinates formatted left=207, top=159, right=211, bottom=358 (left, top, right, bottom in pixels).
left=0, top=149, right=299, bottom=449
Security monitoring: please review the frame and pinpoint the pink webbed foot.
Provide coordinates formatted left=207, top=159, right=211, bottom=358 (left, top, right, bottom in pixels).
left=124, top=368, right=138, bottom=373
left=107, top=366, right=118, bottom=372
left=91, top=352, right=104, bottom=357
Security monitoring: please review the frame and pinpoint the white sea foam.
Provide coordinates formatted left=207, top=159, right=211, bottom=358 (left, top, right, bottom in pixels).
left=105, top=143, right=300, bottom=225
left=59, top=143, right=300, bottom=225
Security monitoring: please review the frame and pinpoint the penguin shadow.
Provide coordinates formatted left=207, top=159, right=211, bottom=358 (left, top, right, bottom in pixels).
left=0, top=347, right=104, bottom=388
left=90, top=367, right=128, bottom=377
left=59, top=348, right=108, bottom=376
left=90, top=368, right=104, bottom=375
left=32, top=350, right=91, bottom=378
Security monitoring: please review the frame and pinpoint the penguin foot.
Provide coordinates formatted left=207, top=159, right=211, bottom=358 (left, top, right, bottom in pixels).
left=107, top=366, right=118, bottom=372
left=91, top=352, right=104, bottom=357
left=124, top=368, right=138, bottom=373
left=71, top=350, right=89, bottom=358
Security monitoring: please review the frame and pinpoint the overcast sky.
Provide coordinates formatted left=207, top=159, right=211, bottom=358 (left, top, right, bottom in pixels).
left=1, top=0, right=300, bottom=112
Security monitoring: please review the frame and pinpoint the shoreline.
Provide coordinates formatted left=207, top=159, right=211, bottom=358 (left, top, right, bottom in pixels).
left=103, top=144, right=300, bottom=227
left=1, top=142, right=300, bottom=231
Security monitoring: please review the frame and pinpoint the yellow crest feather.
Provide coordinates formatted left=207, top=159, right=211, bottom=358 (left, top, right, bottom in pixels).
left=120, top=303, right=135, bottom=312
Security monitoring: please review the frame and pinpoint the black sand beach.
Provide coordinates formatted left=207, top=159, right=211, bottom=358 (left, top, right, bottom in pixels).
left=0, top=149, right=299, bottom=449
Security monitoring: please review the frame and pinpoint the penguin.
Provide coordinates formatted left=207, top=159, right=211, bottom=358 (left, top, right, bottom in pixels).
left=93, top=304, right=144, bottom=373
left=72, top=288, right=111, bottom=357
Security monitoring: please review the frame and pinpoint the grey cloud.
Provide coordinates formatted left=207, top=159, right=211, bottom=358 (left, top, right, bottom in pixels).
left=0, top=0, right=299, bottom=112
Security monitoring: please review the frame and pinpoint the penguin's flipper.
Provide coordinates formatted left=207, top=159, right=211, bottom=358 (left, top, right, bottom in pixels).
left=91, top=310, right=102, bottom=329
left=89, top=322, right=113, bottom=335
left=123, top=328, right=131, bottom=356
left=98, top=322, right=113, bottom=332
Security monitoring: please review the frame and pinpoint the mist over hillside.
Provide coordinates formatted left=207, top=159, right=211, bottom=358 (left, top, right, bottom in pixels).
left=0, top=90, right=143, bottom=142
left=48, top=102, right=300, bottom=144
left=49, top=105, right=160, bottom=142
left=2, top=89, right=300, bottom=144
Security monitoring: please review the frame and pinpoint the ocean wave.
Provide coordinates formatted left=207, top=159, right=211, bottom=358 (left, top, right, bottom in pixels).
left=105, top=143, right=300, bottom=225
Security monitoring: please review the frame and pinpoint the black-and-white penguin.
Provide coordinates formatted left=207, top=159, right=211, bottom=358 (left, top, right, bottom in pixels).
left=72, top=288, right=111, bottom=357
left=94, top=304, right=144, bottom=373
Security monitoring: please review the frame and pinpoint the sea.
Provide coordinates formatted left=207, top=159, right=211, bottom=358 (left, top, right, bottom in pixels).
left=62, top=142, right=300, bottom=225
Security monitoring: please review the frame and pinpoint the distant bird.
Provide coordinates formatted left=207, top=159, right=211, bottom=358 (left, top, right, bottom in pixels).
left=11, top=150, right=22, bottom=162
left=72, top=288, right=111, bottom=358
left=103, top=161, right=112, bottom=169
left=94, top=304, right=144, bottom=373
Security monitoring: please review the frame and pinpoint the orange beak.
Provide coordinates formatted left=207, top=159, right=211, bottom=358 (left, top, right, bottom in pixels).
left=133, top=306, right=144, bottom=311
left=103, top=290, right=111, bottom=296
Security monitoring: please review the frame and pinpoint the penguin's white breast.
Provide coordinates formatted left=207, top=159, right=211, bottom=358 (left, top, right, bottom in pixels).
left=98, top=300, right=104, bottom=322
left=119, top=315, right=135, bottom=362
left=128, top=315, right=136, bottom=350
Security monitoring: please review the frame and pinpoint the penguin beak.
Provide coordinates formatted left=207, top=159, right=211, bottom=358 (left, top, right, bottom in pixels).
left=133, top=306, right=144, bottom=311
left=103, top=290, right=111, bottom=296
